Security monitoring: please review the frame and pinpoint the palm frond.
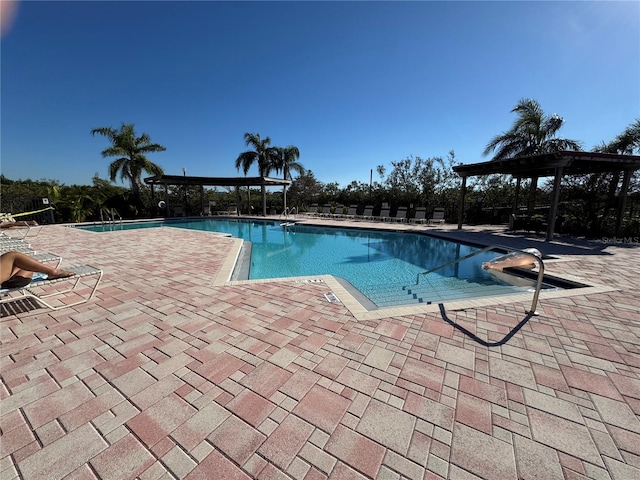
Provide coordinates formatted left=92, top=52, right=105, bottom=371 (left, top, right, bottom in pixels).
left=236, top=151, right=257, bottom=176
left=485, top=98, right=581, bottom=160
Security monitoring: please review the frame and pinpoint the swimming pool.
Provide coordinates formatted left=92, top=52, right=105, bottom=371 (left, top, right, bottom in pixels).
left=79, top=218, right=557, bottom=308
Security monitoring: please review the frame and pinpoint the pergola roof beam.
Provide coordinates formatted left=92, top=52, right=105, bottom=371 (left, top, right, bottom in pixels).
left=143, top=175, right=291, bottom=187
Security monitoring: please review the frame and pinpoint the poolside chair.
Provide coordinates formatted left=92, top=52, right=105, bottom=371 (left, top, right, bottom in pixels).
left=428, top=207, right=446, bottom=225
left=410, top=207, right=427, bottom=224
left=392, top=206, right=408, bottom=223
left=356, top=205, right=374, bottom=221
left=304, top=204, right=319, bottom=217
left=331, top=205, right=346, bottom=219
left=375, top=206, right=391, bottom=222
left=1, top=265, right=103, bottom=311
left=1, top=236, right=31, bottom=250
left=173, top=206, right=184, bottom=217
left=1, top=215, right=42, bottom=239
left=320, top=204, right=332, bottom=218
left=344, top=205, right=358, bottom=220
left=204, top=201, right=217, bottom=216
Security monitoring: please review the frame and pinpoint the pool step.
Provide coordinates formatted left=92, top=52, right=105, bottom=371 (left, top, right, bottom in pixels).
left=361, top=276, right=533, bottom=308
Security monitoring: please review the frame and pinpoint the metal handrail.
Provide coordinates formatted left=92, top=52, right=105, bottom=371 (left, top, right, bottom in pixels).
left=281, top=206, right=298, bottom=219
left=100, top=208, right=122, bottom=227
left=100, top=208, right=111, bottom=225
left=415, top=245, right=545, bottom=315
left=111, top=208, right=122, bottom=224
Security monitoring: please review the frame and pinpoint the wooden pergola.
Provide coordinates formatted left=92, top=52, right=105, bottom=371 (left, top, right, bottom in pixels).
left=453, top=151, right=640, bottom=240
left=143, top=175, right=291, bottom=216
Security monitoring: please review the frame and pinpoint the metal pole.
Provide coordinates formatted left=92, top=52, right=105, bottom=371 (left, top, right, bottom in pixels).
left=457, top=176, right=467, bottom=230
left=546, top=167, right=563, bottom=241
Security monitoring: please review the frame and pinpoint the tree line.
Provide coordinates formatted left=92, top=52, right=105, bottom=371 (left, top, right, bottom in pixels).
left=2, top=99, right=639, bottom=237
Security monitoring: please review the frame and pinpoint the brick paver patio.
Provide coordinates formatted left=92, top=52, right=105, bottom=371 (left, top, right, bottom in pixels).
left=1, top=218, right=639, bottom=479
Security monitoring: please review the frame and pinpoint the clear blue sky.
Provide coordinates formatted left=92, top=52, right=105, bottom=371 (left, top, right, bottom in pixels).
left=2, top=1, right=639, bottom=188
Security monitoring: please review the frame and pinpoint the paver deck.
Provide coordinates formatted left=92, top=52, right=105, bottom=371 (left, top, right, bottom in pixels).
left=1, top=218, right=639, bottom=480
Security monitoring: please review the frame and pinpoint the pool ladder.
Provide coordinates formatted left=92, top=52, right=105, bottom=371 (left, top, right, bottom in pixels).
left=100, top=208, right=123, bottom=227
left=415, top=245, right=545, bottom=315
left=280, top=207, right=298, bottom=220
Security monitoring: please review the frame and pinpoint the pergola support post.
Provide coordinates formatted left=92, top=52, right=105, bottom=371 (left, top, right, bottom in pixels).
left=546, top=167, right=563, bottom=241
left=527, top=176, right=538, bottom=216
left=457, top=176, right=467, bottom=230
left=200, top=185, right=205, bottom=216
left=615, top=170, right=632, bottom=237
left=164, top=186, right=169, bottom=217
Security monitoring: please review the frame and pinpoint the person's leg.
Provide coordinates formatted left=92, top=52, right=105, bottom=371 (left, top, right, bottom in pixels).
left=1, top=251, right=74, bottom=283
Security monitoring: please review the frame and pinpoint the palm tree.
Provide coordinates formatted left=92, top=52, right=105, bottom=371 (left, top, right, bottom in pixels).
left=593, top=119, right=640, bottom=222
left=272, top=146, right=304, bottom=214
left=483, top=99, right=582, bottom=212
left=91, top=123, right=166, bottom=206
left=604, top=119, right=640, bottom=155
left=483, top=98, right=582, bottom=160
left=235, top=133, right=279, bottom=216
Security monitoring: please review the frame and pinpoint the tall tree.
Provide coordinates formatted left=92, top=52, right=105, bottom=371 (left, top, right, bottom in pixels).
left=606, top=119, right=640, bottom=155
left=90, top=123, right=166, bottom=207
left=235, top=133, right=279, bottom=216
left=483, top=98, right=582, bottom=160
left=592, top=118, right=640, bottom=225
left=483, top=98, right=582, bottom=213
left=272, top=146, right=303, bottom=213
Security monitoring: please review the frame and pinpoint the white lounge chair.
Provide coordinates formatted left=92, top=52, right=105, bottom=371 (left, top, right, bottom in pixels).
left=428, top=207, right=446, bottom=225
left=343, top=205, right=358, bottom=220
left=304, top=204, right=319, bottom=217
left=331, top=205, right=346, bottom=219
left=1, top=265, right=103, bottom=311
left=1, top=215, right=42, bottom=239
left=320, top=204, right=332, bottom=218
left=356, top=205, right=374, bottom=221
left=410, top=207, right=427, bottom=224
left=173, top=206, right=184, bottom=217
left=392, top=206, right=408, bottom=223
left=375, top=206, right=391, bottom=222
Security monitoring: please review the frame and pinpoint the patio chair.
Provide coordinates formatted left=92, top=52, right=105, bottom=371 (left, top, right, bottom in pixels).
left=375, top=206, right=391, bottom=222
left=428, top=207, right=446, bottom=225
left=320, top=204, right=332, bottom=217
left=304, top=204, right=319, bottom=217
left=173, top=206, right=184, bottom=217
left=409, top=207, right=427, bottom=224
left=1, top=235, right=31, bottom=250
left=356, top=205, right=374, bottom=221
left=331, top=205, right=346, bottom=219
left=1, top=215, right=42, bottom=239
left=1, top=265, right=103, bottom=311
left=392, top=206, right=408, bottom=223
left=344, top=205, right=358, bottom=220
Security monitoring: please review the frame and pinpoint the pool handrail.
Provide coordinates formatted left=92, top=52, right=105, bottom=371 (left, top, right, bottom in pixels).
left=416, top=245, right=545, bottom=315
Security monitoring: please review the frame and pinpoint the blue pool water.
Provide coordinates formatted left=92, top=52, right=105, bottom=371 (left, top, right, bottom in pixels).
left=78, top=218, right=550, bottom=308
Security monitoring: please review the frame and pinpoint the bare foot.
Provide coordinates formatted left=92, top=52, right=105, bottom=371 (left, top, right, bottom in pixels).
left=47, top=269, right=75, bottom=280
